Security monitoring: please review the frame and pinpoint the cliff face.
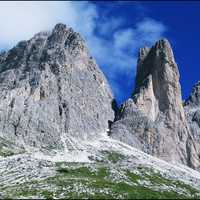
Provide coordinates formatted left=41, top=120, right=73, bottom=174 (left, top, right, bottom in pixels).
left=111, top=39, right=200, bottom=170
left=184, top=82, right=200, bottom=163
left=0, top=23, right=115, bottom=151
left=134, top=40, right=183, bottom=122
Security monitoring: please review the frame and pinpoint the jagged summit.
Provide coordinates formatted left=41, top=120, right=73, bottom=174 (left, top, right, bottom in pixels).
left=137, top=39, right=171, bottom=66
left=133, top=38, right=180, bottom=120
left=155, top=38, right=171, bottom=48
left=135, top=38, right=176, bottom=91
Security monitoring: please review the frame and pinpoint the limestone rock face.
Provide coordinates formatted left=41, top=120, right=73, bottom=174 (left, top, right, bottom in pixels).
left=0, top=23, right=115, bottom=151
left=184, top=82, right=200, bottom=163
left=111, top=39, right=200, bottom=169
left=185, top=81, right=200, bottom=107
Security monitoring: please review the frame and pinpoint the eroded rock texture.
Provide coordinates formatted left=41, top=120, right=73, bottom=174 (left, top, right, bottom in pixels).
left=184, top=82, right=200, bottom=163
left=111, top=39, right=200, bottom=169
left=0, top=23, right=115, bottom=151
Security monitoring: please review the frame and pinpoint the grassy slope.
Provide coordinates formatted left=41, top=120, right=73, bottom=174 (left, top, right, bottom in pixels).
left=2, top=151, right=200, bottom=199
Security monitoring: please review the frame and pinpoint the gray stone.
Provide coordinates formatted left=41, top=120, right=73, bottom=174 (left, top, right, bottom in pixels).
left=184, top=82, right=200, bottom=164
left=185, top=81, right=200, bottom=107
left=111, top=39, right=200, bottom=170
left=0, top=23, right=115, bottom=151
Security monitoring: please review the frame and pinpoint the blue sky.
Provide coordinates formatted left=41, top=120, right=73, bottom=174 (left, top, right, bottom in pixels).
left=0, top=1, right=199, bottom=105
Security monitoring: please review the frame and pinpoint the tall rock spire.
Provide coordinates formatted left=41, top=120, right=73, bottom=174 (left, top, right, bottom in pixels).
left=133, top=39, right=182, bottom=121
left=111, top=39, right=200, bottom=170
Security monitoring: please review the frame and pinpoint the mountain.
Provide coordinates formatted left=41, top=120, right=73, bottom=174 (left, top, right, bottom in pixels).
left=0, top=23, right=115, bottom=152
left=0, top=24, right=200, bottom=199
left=110, top=39, right=200, bottom=170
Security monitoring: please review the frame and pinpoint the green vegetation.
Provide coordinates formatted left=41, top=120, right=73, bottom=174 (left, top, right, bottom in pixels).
left=127, top=170, right=142, bottom=183
left=101, top=150, right=125, bottom=163
left=41, top=190, right=54, bottom=199
left=2, top=163, right=200, bottom=199
left=0, top=147, right=15, bottom=157
left=0, top=137, right=25, bottom=157
left=136, top=166, right=200, bottom=196
left=56, top=164, right=108, bottom=179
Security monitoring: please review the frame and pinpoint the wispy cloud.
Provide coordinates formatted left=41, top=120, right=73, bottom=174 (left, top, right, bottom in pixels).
left=0, top=2, right=97, bottom=48
left=0, top=1, right=167, bottom=103
left=84, top=14, right=167, bottom=103
left=135, top=18, right=167, bottom=45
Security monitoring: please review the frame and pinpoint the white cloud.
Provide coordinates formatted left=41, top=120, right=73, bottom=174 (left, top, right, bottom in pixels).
left=97, top=17, right=124, bottom=36
left=135, top=18, right=167, bottom=45
left=0, top=2, right=62, bottom=48
left=136, top=18, right=166, bottom=34
left=114, top=29, right=135, bottom=50
left=0, top=1, right=98, bottom=48
left=0, top=1, right=167, bottom=102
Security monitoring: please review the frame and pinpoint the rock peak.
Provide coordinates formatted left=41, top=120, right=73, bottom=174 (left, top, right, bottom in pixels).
left=53, top=23, right=67, bottom=31
left=111, top=38, right=200, bottom=170
left=154, top=38, right=175, bottom=63
left=154, top=38, right=171, bottom=49
left=0, top=23, right=115, bottom=151
left=51, top=23, right=73, bottom=37
left=134, top=38, right=180, bottom=117
left=52, top=23, right=80, bottom=39
left=185, top=81, right=200, bottom=107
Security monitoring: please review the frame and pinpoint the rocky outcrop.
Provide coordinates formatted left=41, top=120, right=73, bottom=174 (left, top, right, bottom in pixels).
left=184, top=81, right=200, bottom=162
left=0, top=23, right=115, bottom=151
left=185, top=81, right=200, bottom=107
left=111, top=39, right=200, bottom=169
